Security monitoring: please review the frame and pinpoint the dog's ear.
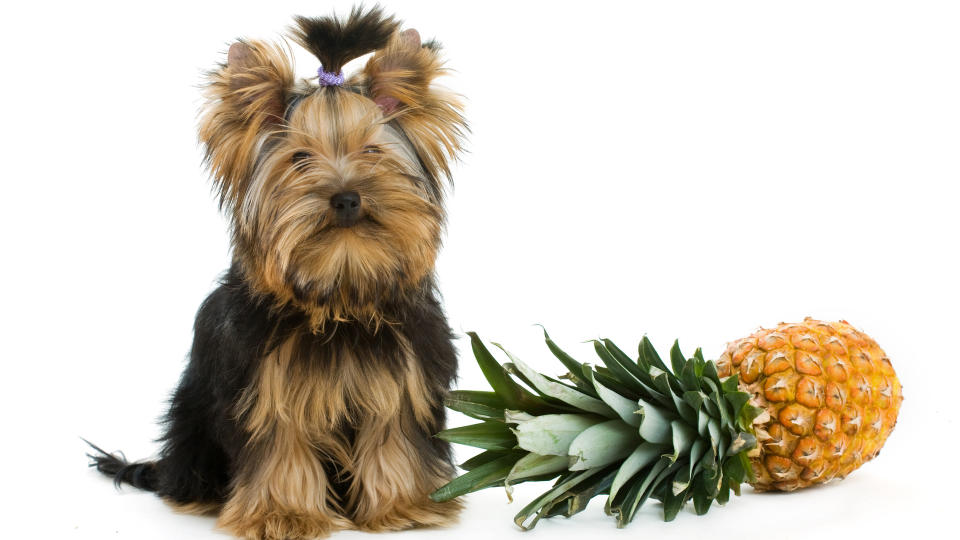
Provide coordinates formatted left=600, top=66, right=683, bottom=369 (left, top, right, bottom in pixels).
left=364, top=29, right=425, bottom=115
left=361, top=29, right=467, bottom=182
left=199, top=40, right=294, bottom=207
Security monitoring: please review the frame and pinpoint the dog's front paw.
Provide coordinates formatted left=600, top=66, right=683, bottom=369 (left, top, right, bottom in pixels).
left=353, top=496, right=463, bottom=532
left=219, top=511, right=351, bottom=540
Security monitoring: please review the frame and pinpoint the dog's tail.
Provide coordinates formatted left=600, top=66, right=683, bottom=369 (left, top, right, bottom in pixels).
left=83, top=438, right=158, bottom=492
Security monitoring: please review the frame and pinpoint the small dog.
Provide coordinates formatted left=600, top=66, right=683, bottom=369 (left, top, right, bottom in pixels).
left=87, top=7, right=466, bottom=538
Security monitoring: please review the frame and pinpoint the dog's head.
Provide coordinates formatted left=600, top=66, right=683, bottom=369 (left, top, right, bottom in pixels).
left=199, top=7, right=466, bottom=327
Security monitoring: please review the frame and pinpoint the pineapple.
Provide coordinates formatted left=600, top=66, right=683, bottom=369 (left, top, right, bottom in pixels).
left=715, top=318, right=903, bottom=491
left=430, top=319, right=902, bottom=529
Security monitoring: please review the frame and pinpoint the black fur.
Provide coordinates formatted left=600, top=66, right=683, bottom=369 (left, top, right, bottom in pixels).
left=87, top=263, right=458, bottom=508
left=85, top=440, right=158, bottom=491
left=290, top=5, right=400, bottom=73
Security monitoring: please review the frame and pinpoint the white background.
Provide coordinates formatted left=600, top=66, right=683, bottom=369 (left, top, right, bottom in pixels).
left=1, top=1, right=958, bottom=538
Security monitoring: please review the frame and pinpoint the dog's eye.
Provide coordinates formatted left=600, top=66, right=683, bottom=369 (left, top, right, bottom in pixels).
left=361, top=145, right=382, bottom=155
left=292, top=151, right=311, bottom=164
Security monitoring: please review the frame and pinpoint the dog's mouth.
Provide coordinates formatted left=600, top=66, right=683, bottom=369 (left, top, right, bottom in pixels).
left=335, top=213, right=382, bottom=229
left=315, top=213, right=384, bottom=236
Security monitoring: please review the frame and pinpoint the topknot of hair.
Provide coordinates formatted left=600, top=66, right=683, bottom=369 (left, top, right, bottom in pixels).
left=291, top=5, right=400, bottom=74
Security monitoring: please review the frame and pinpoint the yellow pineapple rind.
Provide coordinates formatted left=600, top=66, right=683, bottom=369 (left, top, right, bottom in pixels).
left=716, top=318, right=902, bottom=492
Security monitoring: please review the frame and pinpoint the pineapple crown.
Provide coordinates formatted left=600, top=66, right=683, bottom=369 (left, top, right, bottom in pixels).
left=432, top=330, right=764, bottom=529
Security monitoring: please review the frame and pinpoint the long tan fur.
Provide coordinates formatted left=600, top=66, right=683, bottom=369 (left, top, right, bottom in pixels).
left=218, top=330, right=457, bottom=538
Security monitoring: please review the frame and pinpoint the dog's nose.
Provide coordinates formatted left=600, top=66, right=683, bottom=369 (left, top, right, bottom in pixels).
left=330, top=191, right=362, bottom=225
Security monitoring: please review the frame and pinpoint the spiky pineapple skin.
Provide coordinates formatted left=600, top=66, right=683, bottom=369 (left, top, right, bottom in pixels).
left=716, top=319, right=902, bottom=492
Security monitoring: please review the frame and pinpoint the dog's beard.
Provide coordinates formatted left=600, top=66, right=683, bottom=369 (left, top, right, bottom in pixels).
left=290, top=227, right=407, bottom=302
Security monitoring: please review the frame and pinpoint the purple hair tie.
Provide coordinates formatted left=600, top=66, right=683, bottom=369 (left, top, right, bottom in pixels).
left=317, top=65, right=345, bottom=87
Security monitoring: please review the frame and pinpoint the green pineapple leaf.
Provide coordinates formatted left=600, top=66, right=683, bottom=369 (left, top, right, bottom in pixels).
left=435, top=420, right=516, bottom=450
left=513, top=414, right=604, bottom=456
left=445, top=390, right=507, bottom=421
left=429, top=450, right=526, bottom=502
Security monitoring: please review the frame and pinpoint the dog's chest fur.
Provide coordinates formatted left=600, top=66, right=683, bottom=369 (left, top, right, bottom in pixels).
left=236, top=326, right=436, bottom=446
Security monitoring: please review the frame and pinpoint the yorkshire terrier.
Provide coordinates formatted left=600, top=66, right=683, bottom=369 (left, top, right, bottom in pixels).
left=87, top=6, right=466, bottom=539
